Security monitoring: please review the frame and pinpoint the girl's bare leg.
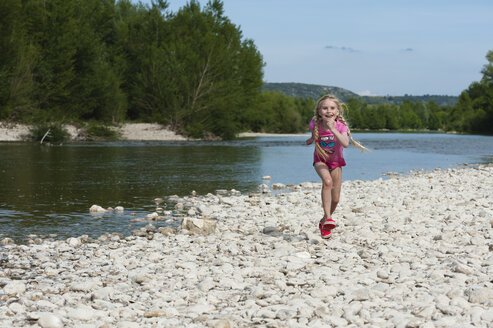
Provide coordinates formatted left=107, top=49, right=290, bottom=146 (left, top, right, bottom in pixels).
left=314, top=163, right=333, bottom=219
left=329, top=167, right=342, bottom=215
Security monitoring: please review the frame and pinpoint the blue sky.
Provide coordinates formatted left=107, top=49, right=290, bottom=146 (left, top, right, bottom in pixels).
left=139, top=0, right=493, bottom=96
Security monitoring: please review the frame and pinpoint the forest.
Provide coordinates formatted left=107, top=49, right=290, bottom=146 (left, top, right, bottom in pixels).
left=1, top=0, right=492, bottom=139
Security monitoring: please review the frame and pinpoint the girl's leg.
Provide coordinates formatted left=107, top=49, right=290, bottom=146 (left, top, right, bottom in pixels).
left=314, top=162, right=333, bottom=219
left=329, top=167, right=342, bottom=215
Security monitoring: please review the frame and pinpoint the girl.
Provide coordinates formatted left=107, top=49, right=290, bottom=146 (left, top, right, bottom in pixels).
left=306, top=95, right=367, bottom=239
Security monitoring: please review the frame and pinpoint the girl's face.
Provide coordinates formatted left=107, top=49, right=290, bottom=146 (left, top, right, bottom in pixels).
left=318, top=99, right=339, bottom=121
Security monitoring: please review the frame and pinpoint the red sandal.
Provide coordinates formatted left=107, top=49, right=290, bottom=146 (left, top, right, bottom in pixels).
left=322, top=218, right=336, bottom=231
left=319, top=217, right=335, bottom=239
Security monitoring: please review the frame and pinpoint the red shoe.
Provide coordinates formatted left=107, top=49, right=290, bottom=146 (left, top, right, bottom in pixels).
left=319, top=217, right=334, bottom=239
left=322, top=218, right=336, bottom=231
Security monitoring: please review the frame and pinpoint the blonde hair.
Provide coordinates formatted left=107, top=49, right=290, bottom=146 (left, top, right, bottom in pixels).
left=313, top=94, right=368, bottom=160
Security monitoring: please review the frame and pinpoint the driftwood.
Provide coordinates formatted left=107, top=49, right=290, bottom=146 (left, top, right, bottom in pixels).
left=40, top=129, right=51, bottom=144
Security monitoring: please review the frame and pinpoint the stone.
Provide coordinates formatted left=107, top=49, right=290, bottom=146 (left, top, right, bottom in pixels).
left=377, top=270, right=389, bottom=279
left=209, top=319, right=232, bottom=328
left=481, top=309, right=493, bottom=322
left=89, top=205, right=106, bottom=213
left=3, top=281, right=26, bottom=296
left=465, top=287, right=493, bottom=303
left=66, top=306, right=99, bottom=321
left=272, top=183, right=286, bottom=190
left=38, top=313, right=64, bottom=328
left=351, top=288, right=370, bottom=301
left=129, top=270, right=149, bottom=284
left=182, top=217, right=216, bottom=235
left=117, top=322, right=140, bottom=328
left=70, top=280, right=100, bottom=292
left=91, top=287, right=115, bottom=300
left=8, top=302, right=24, bottom=314
left=1, top=238, right=14, bottom=245
left=262, top=226, right=282, bottom=236
left=146, top=212, right=159, bottom=219
left=188, top=303, right=215, bottom=314
left=67, top=237, right=81, bottom=247
left=198, top=277, right=215, bottom=292
left=159, top=227, right=175, bottom=235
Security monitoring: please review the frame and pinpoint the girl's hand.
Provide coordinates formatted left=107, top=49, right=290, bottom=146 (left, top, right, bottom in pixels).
left=327, top=117, right=336, bottom=132
left=305, top=137, right=314, bottom=145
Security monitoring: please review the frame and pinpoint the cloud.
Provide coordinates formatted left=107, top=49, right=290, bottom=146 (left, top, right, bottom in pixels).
left=325, top=45, right=359, bottom=53
left=402, top=48, right=414, bottom=52
left=358, top=90, right=378, bottom=96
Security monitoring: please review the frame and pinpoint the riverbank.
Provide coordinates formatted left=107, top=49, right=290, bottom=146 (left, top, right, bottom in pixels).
left=0, top=122, right=309, bottom=142
left=0, top=123, right=188, bottom=142
left=1, top=166, right=492, bottom=327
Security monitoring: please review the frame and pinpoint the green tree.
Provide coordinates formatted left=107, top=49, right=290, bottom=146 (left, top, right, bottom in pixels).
left=345, top=98, right=364, bottom=129
left=0, top=0, right=37, bottom=120
left=22, top=0, right=79, bottom=121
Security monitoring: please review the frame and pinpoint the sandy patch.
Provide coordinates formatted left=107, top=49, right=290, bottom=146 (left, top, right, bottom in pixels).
left=0, top=122, right=186, bottom=142
left=0, top=123, right=30, bottom=141
left=119, top=123, right=186, bottom=141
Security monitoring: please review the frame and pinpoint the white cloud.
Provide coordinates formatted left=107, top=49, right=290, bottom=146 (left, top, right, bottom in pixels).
left=357, top=90, right=378, bottom=96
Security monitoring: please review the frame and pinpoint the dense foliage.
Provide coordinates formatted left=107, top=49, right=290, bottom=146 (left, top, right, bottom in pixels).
left=1, top=0, right=491, bottom=137
left=0, top=0, right=264, bottom=139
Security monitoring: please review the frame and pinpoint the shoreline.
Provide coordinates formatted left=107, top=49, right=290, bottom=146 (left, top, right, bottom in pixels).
left=0, top=122, right=477, bottom=142
left=0, top=122, right=309, bottom=142
left=1, top=166, right=492, bottom=327
left=0, top=123, right=188, bottom=142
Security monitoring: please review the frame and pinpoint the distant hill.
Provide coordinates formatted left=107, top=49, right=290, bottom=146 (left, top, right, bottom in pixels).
left=263, top=82, right=458, bottom=106
left=263, top=82, right=359, bottom=102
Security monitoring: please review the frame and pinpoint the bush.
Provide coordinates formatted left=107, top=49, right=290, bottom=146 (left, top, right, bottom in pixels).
left=27, top=123, right=70, bottom=144
left=85, top=123, right=121, bottom=141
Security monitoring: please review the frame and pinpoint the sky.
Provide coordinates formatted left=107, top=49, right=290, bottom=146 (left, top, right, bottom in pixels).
left=140, top=0, right=493, bottom=96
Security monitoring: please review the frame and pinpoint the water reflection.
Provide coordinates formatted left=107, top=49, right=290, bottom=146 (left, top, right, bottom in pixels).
left=0, top=142, right=263, bottom=241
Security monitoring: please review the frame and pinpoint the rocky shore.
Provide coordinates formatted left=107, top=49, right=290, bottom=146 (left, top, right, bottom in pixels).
left=1, top=166, right=492, bottom=327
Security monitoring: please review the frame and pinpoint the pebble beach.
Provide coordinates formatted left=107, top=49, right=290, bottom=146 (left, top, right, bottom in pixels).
left=1, top=165, right=492, bottom=327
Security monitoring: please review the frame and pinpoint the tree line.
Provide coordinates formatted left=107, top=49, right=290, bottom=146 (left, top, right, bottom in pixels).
left=0, top=0, right=267, bottom=139
left=1, top=0, right=491, bottom=138
left=345, top=51, right=493, bottom=134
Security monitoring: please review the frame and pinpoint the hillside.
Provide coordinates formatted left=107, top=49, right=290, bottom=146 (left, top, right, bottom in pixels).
left=263, top=82, right=458, bottom=106
left=262, top=82, right=359, bottom=102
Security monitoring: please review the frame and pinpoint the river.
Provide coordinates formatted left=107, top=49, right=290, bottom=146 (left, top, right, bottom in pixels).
left=1, top=132, right=492, bottom=242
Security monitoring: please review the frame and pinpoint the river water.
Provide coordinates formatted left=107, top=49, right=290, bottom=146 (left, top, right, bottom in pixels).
left=1, top=132, right=492, bottom=242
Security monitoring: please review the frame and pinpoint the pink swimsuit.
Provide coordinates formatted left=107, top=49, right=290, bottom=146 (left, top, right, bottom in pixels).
left=309, top=118, right=348, bottom=169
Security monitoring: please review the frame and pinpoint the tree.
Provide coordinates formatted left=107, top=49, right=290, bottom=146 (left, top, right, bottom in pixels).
left=0, top=0, right=36, bottom=120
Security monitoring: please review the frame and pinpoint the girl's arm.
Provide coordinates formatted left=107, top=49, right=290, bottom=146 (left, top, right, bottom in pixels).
left=305, top=131, right=315, bottom=145
left=306, top=117, right=316, bottom=145
left=328, top=121, right=349, bottom=148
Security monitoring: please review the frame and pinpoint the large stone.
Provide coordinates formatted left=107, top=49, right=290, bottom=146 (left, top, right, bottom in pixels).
left=3, top=281, right=26, bottom=296
left=1, top=238, right=14, bottom=245
left=465, top=287, right=493, bottom=304
left=38, top=313, right=64, bottom=328
left=66, top=237, right=81, bottom=248
left=89, top=205, right=106, bottom=213
left=181, top=217, right=216, bottom=235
